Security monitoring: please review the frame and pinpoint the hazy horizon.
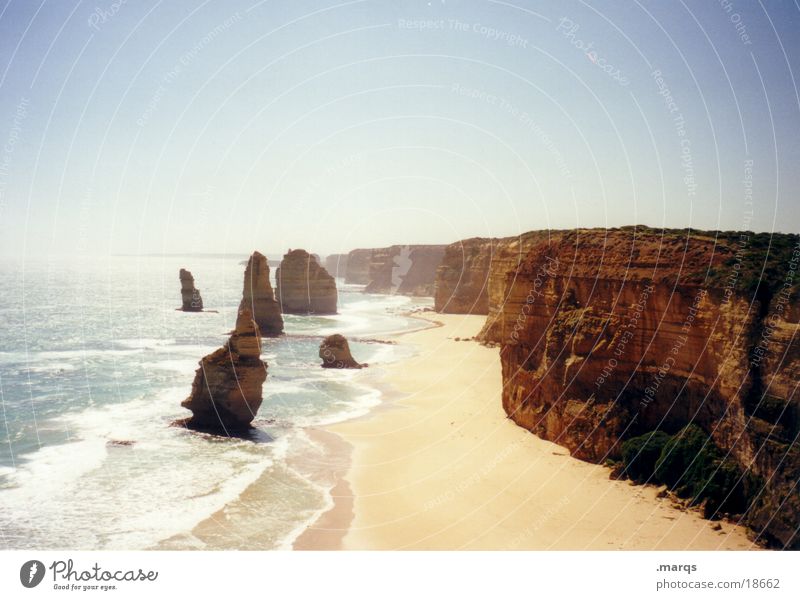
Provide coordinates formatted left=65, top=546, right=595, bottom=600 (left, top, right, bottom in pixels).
left=1, top=1, right=799, bottom=258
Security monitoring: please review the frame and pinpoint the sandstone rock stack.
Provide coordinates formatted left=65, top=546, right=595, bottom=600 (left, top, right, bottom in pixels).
left=239, top=251, right=283, bottom=336
left=319, top=334, right=366, bottom=369
left=276, top=249, right=337, bottom=314
left=179, top=268, right=203, bottom=312
left=181, top=309, right=267, bottom=432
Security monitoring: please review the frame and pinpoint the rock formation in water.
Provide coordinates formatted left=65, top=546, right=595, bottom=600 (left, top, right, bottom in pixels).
left=319, top=334, right=366, bottom=369
left=275, top=249, right=337, bottom=314
left=181, top=309, right=267, bottom=432
left=474, top=227, right=799, bottom=548
left=179, top=268, right=203, bottom=312
left=324, top=254, right=349, bottom=278
left=344, top=245, right=446, bottom=295
left=238, top=251, right=283, bottom=336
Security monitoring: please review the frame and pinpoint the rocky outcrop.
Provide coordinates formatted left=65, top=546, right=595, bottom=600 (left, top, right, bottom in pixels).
left=345, top=245, right=446, bottom=295
left=491, top=227, right=800, bottom=548
left=179, top=268, right=203, bottom=312
left=276, top=249, right=337, bottom=314
left=319, top=334, right=366, bottom=369
left=325, top=254, right=349, bottom=278
left=239, top=251, right=283, bottom=336
left=345, top=249, right=373, bottom=284
left=181, top=310, right=267, bottom=432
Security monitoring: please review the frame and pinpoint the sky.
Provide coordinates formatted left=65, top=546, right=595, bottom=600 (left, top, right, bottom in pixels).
left=0, top=0, right=798, bottom=257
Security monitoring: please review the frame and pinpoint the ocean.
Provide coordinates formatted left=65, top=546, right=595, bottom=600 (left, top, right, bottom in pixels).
left=0, top=255, right=429, bottom=550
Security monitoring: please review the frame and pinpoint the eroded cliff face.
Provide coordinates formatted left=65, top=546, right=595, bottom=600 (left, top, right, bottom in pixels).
left=345, top=249, right=373, bottom=284
left=345, top=245, right=446, bottom=295
left=239, top=251, right=284, bottom=336
left=363, top=245, right=446, bottom=296
left=493, top=228, right=799, bottom=548
left=276, top=249, right=337, bottom=314
left=324, top=254, right=348, bottom=278
left=433, top=232, right=552, bottom=318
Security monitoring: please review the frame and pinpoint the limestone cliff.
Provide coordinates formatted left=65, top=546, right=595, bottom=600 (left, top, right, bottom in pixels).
left=239, top=251, right=284, bottom=336
left=434, top=232, right=551, bottom=318
left=179, top=268, right=203, bottom=312
left=325, top=254, right=349, bottom=278
left=181, top=310, right=267, bottom=432
left=344, top=249, right=373, bottom=284
left=345, top=245, right=446, bottom=295
left=276, top=249, right=337, bottom=314
left=490, top=227, right=799, bottom=548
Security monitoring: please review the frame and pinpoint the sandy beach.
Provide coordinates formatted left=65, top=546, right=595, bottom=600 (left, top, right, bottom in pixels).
left=297, top=314, right=757, bottom=550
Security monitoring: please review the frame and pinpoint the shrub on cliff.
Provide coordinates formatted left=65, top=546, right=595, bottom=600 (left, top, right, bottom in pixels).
left=654, top=424, right=748, bottom=515
left=654, top=424, right=710, bottom=490
left=621, top=431, right=671, bottom=483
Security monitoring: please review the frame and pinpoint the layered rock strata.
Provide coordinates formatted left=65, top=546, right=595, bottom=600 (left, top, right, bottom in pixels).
left=239, top=251, right=284, bottom=336
left=345, top=245, right=446, bottom=295
left=179, top=268, right=203, bottom=312
left=491, top=228, right=799, bottom=548
left=434, top=232, right=552, bottom=319
left=319, top=334, right=366, bottom=369
left=276, top=249, right=337, bottom=314
left=325, top=254, right=349, bottom=278
left=362, top=245, right=446, bottom=296
left=344, top=249, right=373, bottom=284
left=181, top=310, right=267, bottom=432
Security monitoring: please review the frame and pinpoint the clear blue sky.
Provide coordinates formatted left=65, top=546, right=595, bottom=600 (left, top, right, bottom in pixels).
left=0, top=0, right=798, bottom=257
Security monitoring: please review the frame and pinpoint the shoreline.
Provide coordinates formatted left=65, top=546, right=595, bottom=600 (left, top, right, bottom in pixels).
left=291, top=429, right=354, bottom=550
left=292, top=309, right=439, bottom=549
left=298, top=313, right=757, bottom=550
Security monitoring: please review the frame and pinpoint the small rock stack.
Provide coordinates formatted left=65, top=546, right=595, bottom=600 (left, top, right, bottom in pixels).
left=179, top=268, right=203, bottom=312
left=319, top=334, right=366, bottom=369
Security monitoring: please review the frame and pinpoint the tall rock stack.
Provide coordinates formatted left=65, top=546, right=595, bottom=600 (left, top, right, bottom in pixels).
left=181, top=309, right=267, bottom=432
left=179, top=268, right=203, bottom=312
left=276, top=249, right=338, bottom=314
left=238, top=251, right=284, bottom=336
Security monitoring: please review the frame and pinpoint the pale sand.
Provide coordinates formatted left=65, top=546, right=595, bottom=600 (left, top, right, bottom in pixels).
left=301, top=313, right=756, bottom=550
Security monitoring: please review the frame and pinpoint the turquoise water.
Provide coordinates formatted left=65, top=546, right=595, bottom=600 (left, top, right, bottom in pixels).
left=0, top=256, right=428, bottom=550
